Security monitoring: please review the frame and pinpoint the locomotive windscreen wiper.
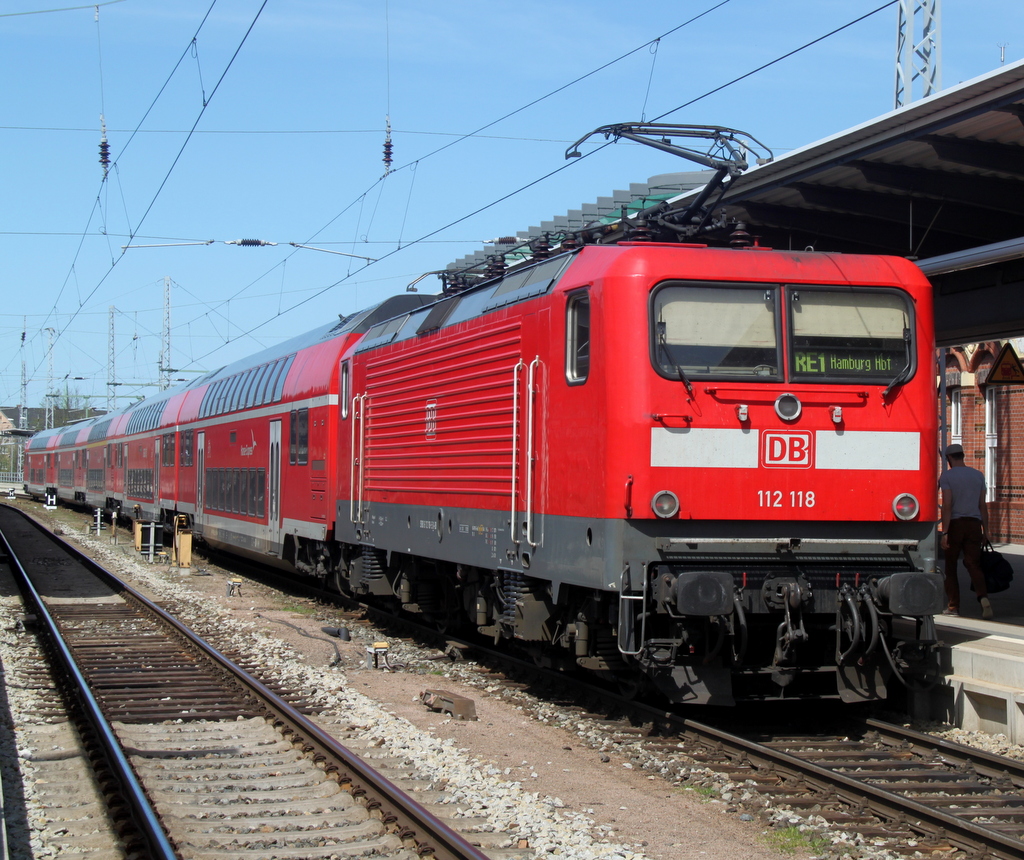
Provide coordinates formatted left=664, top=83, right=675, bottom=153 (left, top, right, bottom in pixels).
left=657, top=324, right=694, bottom=398
left=882, top=327, right=913, bottom=399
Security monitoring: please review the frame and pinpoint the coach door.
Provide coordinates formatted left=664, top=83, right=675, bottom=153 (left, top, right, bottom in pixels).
left=153, top=437, right=161, bottom=506
left=195, top=432, right=206, bottom=528
left=268, top=420, right=282, bottom=548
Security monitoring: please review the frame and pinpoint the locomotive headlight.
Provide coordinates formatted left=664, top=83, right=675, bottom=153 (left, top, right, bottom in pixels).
left=774, top=393, right=802, bottom=422
left=652, top=490, right=680, bottom=518
left=892, top=493, right=919, bottom=520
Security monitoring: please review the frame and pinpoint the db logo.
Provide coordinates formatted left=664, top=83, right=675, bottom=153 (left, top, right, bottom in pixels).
left=761, top=431, right=813, bottom=468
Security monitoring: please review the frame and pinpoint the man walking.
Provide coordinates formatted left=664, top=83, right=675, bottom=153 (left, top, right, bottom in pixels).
left=939, top=443, right=992, bottom=618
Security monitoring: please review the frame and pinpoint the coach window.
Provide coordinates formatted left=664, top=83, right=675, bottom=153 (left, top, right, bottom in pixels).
left=249, top=364, right=269, bottom=406
left=180, top=429, right=194, bottom=467
left=565, top=291, right=590, bottom=384
left=340, top=361, right=350, bottom=418
left=272, top=356, right=293, bottom=402
left=162, top=433, right=176, bottom=467
left=266, top=360, right=282, bottom=403
left=229, top=374, right=246, bottom=412
left=652, top=283, right=780, bottom=380
left=288, top=408, right=309, bottom=465
left=226, top=375, right=241, bottom=412
left=212, top=379, right=228, bottom=415
left=260, top=361, right=280, bottom=405
left=240, top=368, right=259, bottom=409
left=296, top=408, right=309, bottom=464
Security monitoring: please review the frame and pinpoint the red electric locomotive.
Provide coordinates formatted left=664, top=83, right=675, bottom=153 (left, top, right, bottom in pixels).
left=333, top=240, right=941, bottom=704
left=23, top=124, right=943, bottom=705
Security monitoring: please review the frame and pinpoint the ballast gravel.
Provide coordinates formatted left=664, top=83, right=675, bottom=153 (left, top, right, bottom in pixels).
left=6, top=502, right=1014, bottom=860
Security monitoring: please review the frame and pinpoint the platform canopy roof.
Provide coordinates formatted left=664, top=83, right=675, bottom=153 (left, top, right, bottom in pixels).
left=710, top=60, right=1024, bottom=262
left=706, top=58, right=1024, bottom=346
left=472, top=58, right=1024, bottom=347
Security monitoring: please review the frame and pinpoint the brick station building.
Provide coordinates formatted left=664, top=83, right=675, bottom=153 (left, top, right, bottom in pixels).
left=942, top=338, right=1024, bottom=543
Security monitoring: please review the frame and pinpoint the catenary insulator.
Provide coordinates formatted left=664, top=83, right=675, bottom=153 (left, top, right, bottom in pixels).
left=485, top=255, right=506, bottom=280
left=629, top=218, right=653, bottom=241
left=530, top=235, right=551, bottom=260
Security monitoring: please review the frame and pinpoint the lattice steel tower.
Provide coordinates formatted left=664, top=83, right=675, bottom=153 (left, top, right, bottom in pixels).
left=895, top=0, right=942, bottom=108
left=159, top=277, right=171, bottom=391
left=45, top=328, right=55, bottom=430
left=107, top=306, right=116, bottom=412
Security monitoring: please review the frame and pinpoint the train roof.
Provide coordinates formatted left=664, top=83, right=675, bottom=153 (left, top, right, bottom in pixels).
left=33, top=293, right=438, bottom=448
left=30, top=243, right=926, bottom=453
left=193, top=292, right=439, bottom=386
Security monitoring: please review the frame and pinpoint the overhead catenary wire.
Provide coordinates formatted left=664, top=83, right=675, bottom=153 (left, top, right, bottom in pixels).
left=382, top=0, right=393, bottom=175
left=640, top=39, right=660, bottom=122
left=95, top=4, right=110, bottom=178
left=35, top=0, right=222, bottom=348
left=21, top=0, right=735, bottom=384
left=650, top=0, right=899, bottom=123
left=25, top=1, right=897, bottom=407
left=35, top=0, right=267, bottom=386
left=164, top=0, right=740, bottom=348
left=0, top=0, right=125, bottom=17
left=172, top=1, right=905, bottom=380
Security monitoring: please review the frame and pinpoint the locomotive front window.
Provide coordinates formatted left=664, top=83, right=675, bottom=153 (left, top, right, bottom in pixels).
left=789, top=289, right=912, bottom=382
left=652, top=284, right=780, bottom=380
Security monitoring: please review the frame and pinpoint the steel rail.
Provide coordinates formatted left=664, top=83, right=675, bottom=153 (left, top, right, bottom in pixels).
left=22, top=505, right=1023, bottom=859
left=6, top=507, right=491, bottom=860
left=867, top=717, right=1024, bottom=786
left=0, top=523, right=180, bottom=860
left=682, top=717, right=1024, bottom=860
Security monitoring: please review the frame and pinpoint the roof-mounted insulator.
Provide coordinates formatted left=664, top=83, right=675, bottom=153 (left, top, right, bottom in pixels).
left=559, top=233, right=580, bottom=250
left=485, top=254, right=506, bottom=280
left=729, top=224, right=753, bottom=248
left=529, top=235, right=551, bottom=260
left=443, top=272, right=474, bottom=296
left=629, top=218, right=653, bottom=242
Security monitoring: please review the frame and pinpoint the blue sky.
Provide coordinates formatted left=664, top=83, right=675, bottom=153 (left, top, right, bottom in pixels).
left=2, top=0, right=1021, bottom=412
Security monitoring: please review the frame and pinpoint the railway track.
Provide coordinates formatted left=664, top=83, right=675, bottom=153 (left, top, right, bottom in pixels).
left=0, top=504, right=497, bottom=860
left=145, top=523, right=1024, bottom=858
left=173, top=543, right=1024, bottom=859
left=449, top=635, right=1024, bottom=858
left=675, top=716, right=1024, bottom=859
left=14, top=500, right=1024, bottom=859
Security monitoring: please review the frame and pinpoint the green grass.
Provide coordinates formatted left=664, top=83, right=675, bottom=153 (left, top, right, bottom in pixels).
left=762, top=825, right=829, bottom=855
left=281, top=603, right=318, bottom=617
